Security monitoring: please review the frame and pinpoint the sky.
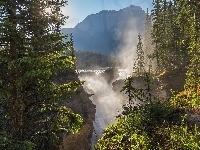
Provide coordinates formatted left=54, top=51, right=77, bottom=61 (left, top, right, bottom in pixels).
left=61, top=0, right=153, bottom=28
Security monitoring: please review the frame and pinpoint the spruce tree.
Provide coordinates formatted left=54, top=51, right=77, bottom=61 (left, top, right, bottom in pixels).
left=183, top=2, right=200, bottom=93
left=174, top=0, right=200, bottom=92
left=135, top=33, right=145, bottom=74
left=151, top=0, right=163, bottom=70
left=167, top=0, right=188, bottom=68
left=143, top=8, right=154, bottom=69
left=0, top=0, right=82, bottom=149
left=151, top=0, right=189, bottom=71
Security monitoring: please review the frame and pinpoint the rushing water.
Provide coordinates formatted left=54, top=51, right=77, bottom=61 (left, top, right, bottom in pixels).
left=78, top=69, right=128, bottom=148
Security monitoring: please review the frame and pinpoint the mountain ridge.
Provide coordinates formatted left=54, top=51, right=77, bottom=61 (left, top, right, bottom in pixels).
left=62, top=5, right=146, bottom=54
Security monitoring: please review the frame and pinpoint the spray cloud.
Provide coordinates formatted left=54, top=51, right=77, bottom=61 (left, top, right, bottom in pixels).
left=114, top=18, right=141, bottom=76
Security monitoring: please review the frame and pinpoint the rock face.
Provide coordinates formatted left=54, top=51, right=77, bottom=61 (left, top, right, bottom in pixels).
left=112, top=68, right=187, bottom=100
left=53, top=69, right=96, bottom=150
left=157, top=68, right=186, bottom=98
left=101, top=68, right=119, bottom=84
left=62, top=5, right=146, bottom=54
left=60, top=86, right=95, bottom=150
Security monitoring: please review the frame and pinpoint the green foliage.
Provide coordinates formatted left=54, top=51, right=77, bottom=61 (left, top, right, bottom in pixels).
left=151, top=0, right=200, bottom=73
left=155, top=116, right=200, bottom=150
left=170, top=90, right=200, bottom=109
left=151, top=0, right=189, bottom=71
left=169, top=1, right=200, bottom=110
left=0, top=1, right=83, bottom=149
left=95, top=108, right=200, bottom=150
left=133, top=34, right=145, bottom=74
left=95, top=71, right=200, bottom=149
left=94, top=114, right=151, bottom=150
left=121, top=70, right=154, bottom=106
left=135, top=34, right=145, bottom=73
left=184, top=13, right=200, bottom=93
left=95, top=106, right=200, bottom=149
left=0, top=132, right=36, bottom=150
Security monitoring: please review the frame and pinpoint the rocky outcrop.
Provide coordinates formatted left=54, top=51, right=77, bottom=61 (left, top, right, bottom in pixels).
left=101, top=68, right=119, bottom=84
left=59, top=86, right=95, bottom=150
left=157, top=68, right=186, bottom=98
left=112, top=68, right=187, bottom=100
left=53, top=69, right=96, bottom=150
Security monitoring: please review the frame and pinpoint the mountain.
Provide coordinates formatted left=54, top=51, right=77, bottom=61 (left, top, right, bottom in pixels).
left=62, top=5, right=146, bottom=55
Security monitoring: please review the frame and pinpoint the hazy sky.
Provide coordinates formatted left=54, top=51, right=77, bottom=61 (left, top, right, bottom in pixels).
left=62, top=0, right=153, bottom=28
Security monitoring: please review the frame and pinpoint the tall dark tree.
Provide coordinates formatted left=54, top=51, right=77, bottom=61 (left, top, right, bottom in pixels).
left=0, top=0, right=82, bottom=149
left=151, top=0, right=163, bottom=70
left=151, top=0, right=189, bottom=71
left=177, top=1, right=200, bottom=93
left=166, top=0, right=188, bottom=68
left=135, top=33, right=145, bottom=73
left=143, top=8, right=154, bottom=69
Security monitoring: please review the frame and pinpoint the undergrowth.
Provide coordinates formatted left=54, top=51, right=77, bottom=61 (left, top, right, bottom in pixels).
left=94, top=71, right=200, bottom=150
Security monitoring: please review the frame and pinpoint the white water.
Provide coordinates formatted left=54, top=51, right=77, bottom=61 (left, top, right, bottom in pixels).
left=78, top=70, right=127, bottom=149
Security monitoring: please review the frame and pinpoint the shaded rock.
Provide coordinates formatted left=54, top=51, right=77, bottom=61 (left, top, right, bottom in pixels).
left=101, top=67, right=119, bottom=84
left=112, top=79, right=124, bottom=93
left=157, top=68, right=186, bottom=98
left=112, top=68, right=187, bottom=100
left=188, top=112, right=200, bottom=126
left=53, top=69, right=96, bottom=150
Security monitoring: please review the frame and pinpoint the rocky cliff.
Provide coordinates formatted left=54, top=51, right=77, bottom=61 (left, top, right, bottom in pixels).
left=53, top=69, right=96, bottom=150
left=112, top=68, right=187, bottom=103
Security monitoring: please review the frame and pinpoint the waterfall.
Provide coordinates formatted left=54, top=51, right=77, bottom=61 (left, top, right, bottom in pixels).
left=78, top=69, right=127, bottom=149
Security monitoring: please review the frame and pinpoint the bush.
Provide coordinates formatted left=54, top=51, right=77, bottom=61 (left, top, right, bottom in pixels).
left=170, top=90, right=200, bottom=109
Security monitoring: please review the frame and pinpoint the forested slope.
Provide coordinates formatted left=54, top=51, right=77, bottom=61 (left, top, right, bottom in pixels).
left=95, top=0, right=200, bottom=149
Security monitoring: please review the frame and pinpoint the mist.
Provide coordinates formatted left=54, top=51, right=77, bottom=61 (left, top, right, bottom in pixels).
left=78, top=72, right=124, bottom=147
left=77, top=17, right=144, bottom=148
left=115, top=18, right=141, bottom=75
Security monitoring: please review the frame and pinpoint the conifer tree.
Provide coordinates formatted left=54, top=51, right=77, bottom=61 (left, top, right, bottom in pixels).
left=135, top=33, right=145, bottom=73
left=143, top=8, right=154, bottom=69
left=151, top=0, right=189, bottom=71
left=151, top=0, right=163, bottom=70
left=152, top=0, right=174, bottom=70
left=182, top=2, right=200, bottom=93
left=166, top=0, right=188, bottom=68
left=0, top=0, right=82, bottom=149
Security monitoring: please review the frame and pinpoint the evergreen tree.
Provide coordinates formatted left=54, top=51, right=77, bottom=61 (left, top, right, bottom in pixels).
left=167, top=0, right=188, bottom=68
left=173, top=0, right=200, bottom=92
left=143, top=8, right=154, bottom=69
left=152, top=0, right=173, bottom=70
left=183, top=2, right=200, bottom=93
left=151, top=0, right=163, bottom=70
left=135, top=33, right=145, bottom=73
left=151, top=0, right=189, bottom=71
left=0, top=0, right=82, bottom=149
